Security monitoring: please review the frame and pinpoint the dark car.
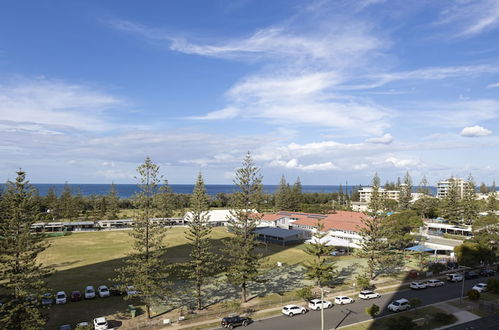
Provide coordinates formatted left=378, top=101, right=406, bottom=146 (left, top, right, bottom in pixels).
left=479, top=268, right=495, bottom=277
left=109, top=285, right=124, bottom=296
left=464, top=271, right=479, bottom=279
left=221, top=315, right=252, bottom=329
left=70, top=291, right=82, bottom=302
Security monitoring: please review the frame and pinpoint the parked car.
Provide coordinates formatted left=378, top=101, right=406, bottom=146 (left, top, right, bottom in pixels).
left=41, top=293, right=53, bottom=306
left=410, top=281, right=427, bottom=290
left=358, top=290, right=380, bottom=300
left=281, top=304, right=307, bottom=317
left=76, top=321, right=89, bottom=329
left=59, top=325, right=71, bottom=330
left=126, top=286, right=137, bottom=296
left=465, top=271, right=479, bottom=279
left=84, top=286, right=96, bottom=299
left=220, top=315, right=252, bottom=328
left=387, top=298, right=411, bottom=312
left=426, top=279, right=445, bottom=287
left=447, top=273, right=463, bottom=282
left=308, top=299, right=333, bottom=310
left=472, top=283, right=487, bottom=293
left=55, top=291, right=67, bottom=304
left=109, top=285, right=123, bottom=296
left=26, top=294, right=38, bottom=304
left=334, top=296, right=354, bottom=305
left=93, top=317, right=108, bottom=330
left=70, top=290, right=82, bottom=302
left=479, top=268, right=495, bottom=277
left=98, top=285, right=110, bottom=298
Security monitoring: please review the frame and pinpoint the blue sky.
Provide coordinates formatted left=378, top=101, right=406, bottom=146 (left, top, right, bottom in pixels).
left=1, top=0, right=499, bottom=185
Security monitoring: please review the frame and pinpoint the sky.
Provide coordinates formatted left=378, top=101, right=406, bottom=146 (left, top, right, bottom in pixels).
left=1, top=0, right=499, bottom=185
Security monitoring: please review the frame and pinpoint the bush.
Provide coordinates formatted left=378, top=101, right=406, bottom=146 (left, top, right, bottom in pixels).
left=409, top=298, right=422, bottom=310
left=295, top=286, right=313, bottom=302
left=355, top=274, right=371, bottom=289
left=433, top=312, right=457, bottom=325
left=467, top=289, right=480, bottom=301
left=428, top=262, right=447, bottom=275
left=487, top=277, right=499, bottom=294
left=385, top=316, right=417, bottom=330
left=365, top=304, right=380, bottom=318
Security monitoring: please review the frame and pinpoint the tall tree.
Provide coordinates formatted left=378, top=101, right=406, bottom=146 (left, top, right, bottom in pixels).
left=0, top=170, right=50, bottom=329
left=106, top=183, right=120, bottom=220
left=275, top=175, right=291, bottom=211
left=59, top=183, right=76, bottom=220
left=114, top=157, right=169, bottom=318
left=417, top=175, right=430, bottom=195
left=462, top=175, right=478, bottom=225
left=441, top=179, right=462, bottom=224
left=304, top=220, right=337, bottom=330
left=369, top=173, right=384, bottom=213
left=291, top=177, right=303, bottom=211
left=487, top=180, right=497, bottom=213
left=224, top=152, right=263, bottom=303
left=184, top=173, right=219, bottom=310
left=398, top=171, right=412, bottom=210
left=155, top=180, right=175, bottom=218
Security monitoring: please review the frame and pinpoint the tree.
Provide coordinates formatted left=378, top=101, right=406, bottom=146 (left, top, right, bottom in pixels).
left=275, top=175, right=292, bottom=211
left=369, top=173, right=385, bottom=213
left=409, top=297, right=422, bottom=311
left=479, top=182, right=489, bottom=194
left=114, top=157, right=169, bottom=319
left=382, top=211, right=423, bottom=249
left=487, top=181, right=497, bottom=213
left=224, top=152, right=264, bottom=303
left=291, top=177, right=302, bottom=211
left=399, top=171, right=412, bottom=210
left=295, top=286, right=313, bottom=302
left=106, top=183, right=120, bottom=220
left=365, top=304, right=380, bottom=318
left=441, top=179, right=462, bottom=224
left=487, top=277, right=499, bottom=294
left=304, top=220, right=337, bottom=330
left=155, top=180, right=175, bottom=218
left=462, top=175, right=478, bottom=225
left=418, top=175, right=430, bottom=195
left=467, top=289, right=480, bottom=301
left=59, top=183, right=77, bottom=219
left=454, top=241, right=495, bottom=267
left=471, top=214, right=499, bottom=257
left=184, top=173, right=219, bottom=310
left=0, top=170, right=50, bottom=329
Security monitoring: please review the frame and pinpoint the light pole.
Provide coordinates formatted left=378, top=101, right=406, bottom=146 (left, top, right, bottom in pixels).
left=460, top=266, right=469, bottom=304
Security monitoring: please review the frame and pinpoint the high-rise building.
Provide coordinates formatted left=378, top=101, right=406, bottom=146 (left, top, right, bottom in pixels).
left=436, top=178, right=467, bottom=199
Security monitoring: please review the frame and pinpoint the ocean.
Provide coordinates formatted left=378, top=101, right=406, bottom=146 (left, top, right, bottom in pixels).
left=0, top=183, right=438, bottom=199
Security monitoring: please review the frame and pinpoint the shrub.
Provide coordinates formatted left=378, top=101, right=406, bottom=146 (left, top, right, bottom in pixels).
left=428, top=262, right=447, bottom=275
left=467, top=289, right=480, bottom=301
left=295, top=286, right=313, bottom=302
left=409, top=298, right=422, bottom=310
left=385, top=316, right=417, bottom=330
left=365, top=304, right=380, bottom=318
left=487, top=277, right=499, bottom=294
left=433, top=312, right=457, bottom=325
left=355, top=274, right=371, bottom=289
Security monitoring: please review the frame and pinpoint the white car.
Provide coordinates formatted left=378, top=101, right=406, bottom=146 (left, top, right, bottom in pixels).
left=93, top=317, right=108, bottom=330
left=55, top=291, right=67, bottom=304
left=387, top=298, right=411, bottom=312
left=98, top=285, right=110, bottom=298
left=308, top=299, right=333, bottom=310
left=427, top=279, right=444, bottom=287
left=447, top=274, right=463, bottom=282
left=334, top=296, right=354, bottom=305
left=472, top=283, right=487, bottom=293
left=84, top=286, right=96, bottom=299
left=410, top=281, right=427, bottom=290
left=281, top=304, right=307, bottom=317
left=126, top=285, right=137, bottom=296
left=358, top=290, right=380, bottom=300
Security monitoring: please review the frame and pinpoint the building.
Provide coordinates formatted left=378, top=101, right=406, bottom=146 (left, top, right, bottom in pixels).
left=436, top=178, right=468, bottom=199
left=253, top=227, right=306, bottom=246
left=358, top=187, right=401, bottom=202
left=183, top=209, right=259, bottom=227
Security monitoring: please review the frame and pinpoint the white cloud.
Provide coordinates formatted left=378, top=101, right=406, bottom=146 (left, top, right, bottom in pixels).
left=366, top=133, right=393, bottom=144
left=187, top=107, right=239, bottom=120
left=487, top=82, right=499, bottom=88
left=460, top=125, right=492, bottom=137
left=269, top=158, right=337, bottom=171
left=437, top=0, right=499, bottom=36
left=383, top=156, right=423, bottom=168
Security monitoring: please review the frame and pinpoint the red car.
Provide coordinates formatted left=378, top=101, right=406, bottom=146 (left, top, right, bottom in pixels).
left=70, top=290, right=82, bottom=302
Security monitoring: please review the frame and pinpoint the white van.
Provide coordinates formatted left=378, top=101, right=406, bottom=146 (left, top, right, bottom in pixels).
left=447, top=274, right=463, bottom=282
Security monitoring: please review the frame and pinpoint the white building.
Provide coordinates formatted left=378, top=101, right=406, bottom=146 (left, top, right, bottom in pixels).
left=183, top=209, right=260, bottom=227
left=358, top=187, right=401, bottom=202
left=436, top=178, right=468, bottom=199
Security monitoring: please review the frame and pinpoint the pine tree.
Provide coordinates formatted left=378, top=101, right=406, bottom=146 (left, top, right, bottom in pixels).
left=155, top=180, right=175, bottom=218
left=291, top=177, right=302, bottom=211
left=417, top=175, right=430, bottom=195
left=399, top=171, right=412, bottom=210
left=114, top=157, right=169, bottom=319
left=304, top=220, right=337, bottom=330
left=479, top=182, right=489, bottom=194
left=184, top=173, right=219, bottom=310
left=462, top=175, right=478, bottom=225
left=441, top=179, right=462, bottom=224
left=275, top=175, right=291, bottom=211
left=45, top=186, right=58, bottom=220
left=106, top=183, right=120, bottom=220
left=224, top=152, right=263, bottom=303
left=59, top=183, right=76, bottom=220
left=0, top=170, right=50, bottom=329
left=369, top=173, right=385, bottom=213
left=488, top=180, right=497, bottom=213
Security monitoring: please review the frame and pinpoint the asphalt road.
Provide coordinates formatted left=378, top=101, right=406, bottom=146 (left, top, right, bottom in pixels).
left=216, top=276, right=497, bottom=330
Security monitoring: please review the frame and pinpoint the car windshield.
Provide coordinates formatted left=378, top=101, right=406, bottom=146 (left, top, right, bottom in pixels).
left=97, top=321, right=107, bottom=325
left=101, top=288, right=108, bottom=291
left=392, top=301, right=400, bottom=306
left=57, top=294, right=64, bottom=298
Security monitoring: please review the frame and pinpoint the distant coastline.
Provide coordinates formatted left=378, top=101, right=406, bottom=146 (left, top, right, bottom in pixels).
left=0, top=183, right=438, bottom=198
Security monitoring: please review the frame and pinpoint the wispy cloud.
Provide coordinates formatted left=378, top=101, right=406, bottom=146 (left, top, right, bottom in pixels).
left=487, top=82, right=499, bottom=88
left=366, top=133, right=394, bottom=144
left=437, top=0, right=499, bottom=37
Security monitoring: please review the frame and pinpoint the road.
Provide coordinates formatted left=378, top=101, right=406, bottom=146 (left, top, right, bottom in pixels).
left=216, top=277, right=497, bottom=330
